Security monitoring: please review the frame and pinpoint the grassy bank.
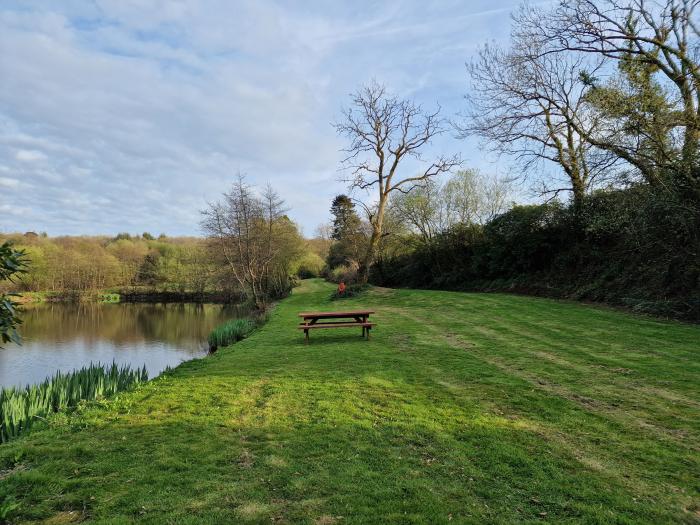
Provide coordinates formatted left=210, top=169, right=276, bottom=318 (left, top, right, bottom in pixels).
left=1, top=363, right=148, bottom=443
left=1, top=279, right=698, bottom=523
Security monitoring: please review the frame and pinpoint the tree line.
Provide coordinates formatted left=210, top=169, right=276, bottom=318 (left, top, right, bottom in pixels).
left=0, top=226, right=323, bottom=306
left=324, top=0, right=699, bottom=320
left=0, top=233, right=217, bottom=295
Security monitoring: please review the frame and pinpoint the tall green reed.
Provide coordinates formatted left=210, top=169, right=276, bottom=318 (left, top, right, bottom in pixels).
left=0, top=362, right=148, bottom=443
left=207, top=318, right=255, bottom=351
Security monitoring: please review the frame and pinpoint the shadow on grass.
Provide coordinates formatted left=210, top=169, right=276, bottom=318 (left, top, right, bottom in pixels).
left=0, top=412, right=670, bottom=524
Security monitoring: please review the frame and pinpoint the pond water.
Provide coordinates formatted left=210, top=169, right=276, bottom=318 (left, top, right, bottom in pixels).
left=0, top=302, right=250, bottom=389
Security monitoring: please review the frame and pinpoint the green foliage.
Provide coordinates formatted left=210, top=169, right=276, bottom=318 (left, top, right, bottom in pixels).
left=326, top=263, right=358, bottom=284
left=584, top=46, right=677, bottom=186
left=327, top=194, right=366, bottom=269
left=0, top=242, right=27, bottom=346
left=0, top=234, right=218, bottom=296
left=373, top=185, right=700, bottom=320
left=292, top=252, right=325, bottom=279
left=0, top=362, right=148, bottom=442
left=0, top=496, right=20, bottom=521
left=207, top=318, right=255, bottom=351
left=330, top=194, right=361, bottom=240
left=98, top=293, right=120, bottom=303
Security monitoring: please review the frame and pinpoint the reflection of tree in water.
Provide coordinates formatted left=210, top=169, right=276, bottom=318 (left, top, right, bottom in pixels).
left=19, top=303, right=252, bottom=347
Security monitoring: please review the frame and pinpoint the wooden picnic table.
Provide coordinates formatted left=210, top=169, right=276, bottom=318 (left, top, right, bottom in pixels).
left=298, top=310, right=375, bottom=343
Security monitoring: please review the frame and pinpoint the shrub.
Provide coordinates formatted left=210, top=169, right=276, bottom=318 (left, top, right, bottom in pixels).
left=331, top=283, right=369, bottom=300
left=370, top=185, right=700, bottom=321
left=327, top=262, right=359, bottom=284
left=293, top=252, right=325, bottom=278
left=207, top=318, right=255, bottom=351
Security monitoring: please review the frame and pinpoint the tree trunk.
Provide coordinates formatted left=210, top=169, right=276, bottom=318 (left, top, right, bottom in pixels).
left=358, top=198, right=387, bottom=284
left=358, top=225, right=381, bottom=284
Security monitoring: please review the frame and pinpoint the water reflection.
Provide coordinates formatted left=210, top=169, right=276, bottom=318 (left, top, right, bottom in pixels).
left=0, top=302, right=250, bottom=388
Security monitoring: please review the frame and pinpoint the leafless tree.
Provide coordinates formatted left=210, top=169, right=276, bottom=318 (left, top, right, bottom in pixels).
left=524, top=0, right=700, bottom=197
left=314, top=223, right=333, bottom=242
left=458, top=5, right=618, bottom=210
left=335, top=81, right=461, bottom=282
left=201, top=174, right=301, bottom=308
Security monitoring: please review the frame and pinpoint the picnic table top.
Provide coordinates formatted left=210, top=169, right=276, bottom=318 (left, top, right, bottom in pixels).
left=298, top=310, right=374, bottom=318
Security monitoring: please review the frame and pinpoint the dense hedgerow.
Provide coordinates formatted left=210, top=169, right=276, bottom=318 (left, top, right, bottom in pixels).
left=372, top=186, right=700, bottom=321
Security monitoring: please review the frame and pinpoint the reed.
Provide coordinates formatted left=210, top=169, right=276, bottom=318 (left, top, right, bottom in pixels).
left=208, top=318, right=255, bottom=351
left=0, top=362, right=148, bottom=443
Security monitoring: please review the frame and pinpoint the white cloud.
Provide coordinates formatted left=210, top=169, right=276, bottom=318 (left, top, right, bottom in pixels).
left=15, top=149, right=47, bottom=162
left=0, top=0, right=520, bottom=236
left=0, top=177, right=19, bottom=188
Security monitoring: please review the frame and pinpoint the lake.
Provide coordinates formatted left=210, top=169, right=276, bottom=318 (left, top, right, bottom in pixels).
left=0, top=302, right=250, bottom=389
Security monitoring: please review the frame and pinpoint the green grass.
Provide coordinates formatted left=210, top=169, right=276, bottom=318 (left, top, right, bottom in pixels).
left=208, top=318, right=256, bottom=351
left=1, top=279, right=698, bottom=524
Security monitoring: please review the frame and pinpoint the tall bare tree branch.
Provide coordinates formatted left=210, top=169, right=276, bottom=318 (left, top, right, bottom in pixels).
left=335, top=81, right=461, bottom=282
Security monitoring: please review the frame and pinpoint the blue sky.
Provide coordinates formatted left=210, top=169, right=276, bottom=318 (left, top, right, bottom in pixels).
left=0, top=0, right=528, bottom=236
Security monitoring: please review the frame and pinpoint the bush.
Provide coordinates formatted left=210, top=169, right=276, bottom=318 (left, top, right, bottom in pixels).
left=331, top=283, right=369, bottom=300
left=207, top=318, right=255, bottom=351
left=327, top=262, right=359, bottom=284
left=371, top=185, right=700, bottom=321
left=293, top=252, right=325, bottom=278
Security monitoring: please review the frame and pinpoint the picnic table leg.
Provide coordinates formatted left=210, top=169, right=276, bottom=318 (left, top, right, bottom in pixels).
left=366, top=326, right=371, bottom=340
left=305, top=328, right=309, bottom=344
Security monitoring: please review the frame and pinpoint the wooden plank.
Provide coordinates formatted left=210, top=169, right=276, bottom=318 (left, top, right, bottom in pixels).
left=299, top=320, right=369, bottom=325
left=297, top=322, right=374, bottom=330
left=298, top=310, right=374, bottom=318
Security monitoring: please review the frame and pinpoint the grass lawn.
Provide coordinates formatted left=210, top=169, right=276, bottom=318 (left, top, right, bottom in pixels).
left=1, top=279, right=699, bottom=524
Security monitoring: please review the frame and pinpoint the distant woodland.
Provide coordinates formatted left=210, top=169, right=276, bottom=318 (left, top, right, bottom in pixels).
left=0, top=231, right=326, bottom=299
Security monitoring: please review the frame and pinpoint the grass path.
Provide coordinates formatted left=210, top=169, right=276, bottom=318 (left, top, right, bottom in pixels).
left=1, top=279, right=699, bottom=524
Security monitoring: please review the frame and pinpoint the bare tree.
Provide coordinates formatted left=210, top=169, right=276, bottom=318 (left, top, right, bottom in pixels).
left=525, top=0, right=700, bottom=197
left=458, top=5, right=618, bottom=210
left=201, top=174, right=301, bottom=308
left=314, top=223, right=333, bottom=242
left=335, top=81, right=461, bottom=282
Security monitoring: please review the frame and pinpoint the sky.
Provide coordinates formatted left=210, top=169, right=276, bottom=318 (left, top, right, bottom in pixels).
left=0, top=0, right=527, bottom=237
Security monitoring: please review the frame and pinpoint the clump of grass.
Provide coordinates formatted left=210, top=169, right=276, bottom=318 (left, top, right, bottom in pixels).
left=0, top=362, right=148, bottom=443
left=208, top=318, right=255, bottom=351
left=98, top=293, right=120, bottom=303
